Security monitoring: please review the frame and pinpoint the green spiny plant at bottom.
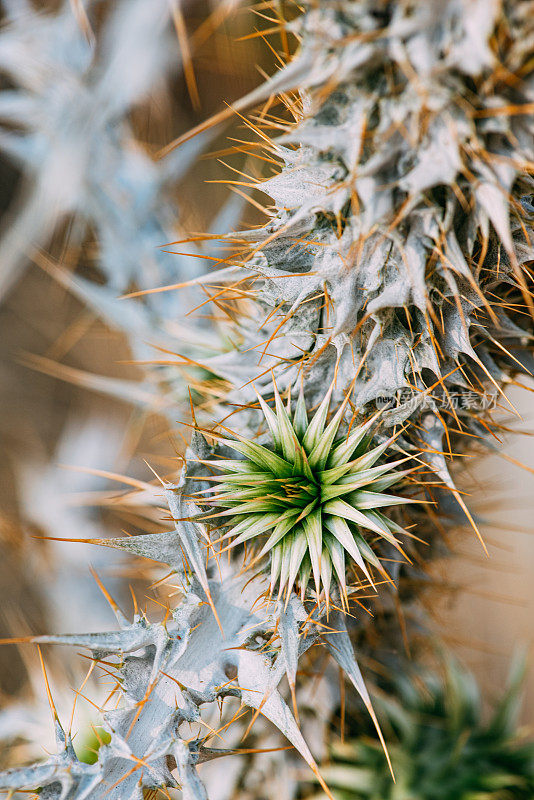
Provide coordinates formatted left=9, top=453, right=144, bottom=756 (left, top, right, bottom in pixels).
left=309, top=660, right=534, bottom=800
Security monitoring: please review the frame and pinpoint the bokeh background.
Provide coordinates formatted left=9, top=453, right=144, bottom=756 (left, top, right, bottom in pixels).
left=0, top=0, right=533, bottom=771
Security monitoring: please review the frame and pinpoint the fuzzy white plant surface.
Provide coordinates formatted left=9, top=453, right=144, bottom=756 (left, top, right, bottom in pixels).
left=0, top=508, right=372, bottom=799
left=189, top=0, right=534, bottom=474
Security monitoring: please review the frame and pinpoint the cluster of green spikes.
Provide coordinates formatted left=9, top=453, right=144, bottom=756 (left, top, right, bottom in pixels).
left=197, top=385, right=415, bottom=606
left=317, top=660, right=534, bottom=800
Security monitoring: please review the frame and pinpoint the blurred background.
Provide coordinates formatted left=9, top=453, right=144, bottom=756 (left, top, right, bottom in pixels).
left=0, top=0, right=532, bottom=774
left=0, top=0, right=274, bottom=765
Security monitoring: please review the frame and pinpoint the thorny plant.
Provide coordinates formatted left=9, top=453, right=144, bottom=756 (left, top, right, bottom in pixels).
left=0, top=1, right=533, bottom=799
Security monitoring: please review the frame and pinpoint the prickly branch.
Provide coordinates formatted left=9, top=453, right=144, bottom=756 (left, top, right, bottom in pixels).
left=1, top=1, right=534, bottom=799
left=0, top=486, right=378, bottom=800
left=189, top=0, right=534, bottom=490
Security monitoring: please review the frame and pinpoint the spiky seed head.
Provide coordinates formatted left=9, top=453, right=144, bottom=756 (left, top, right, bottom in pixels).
left=197, top=385, right=413, bottom=605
